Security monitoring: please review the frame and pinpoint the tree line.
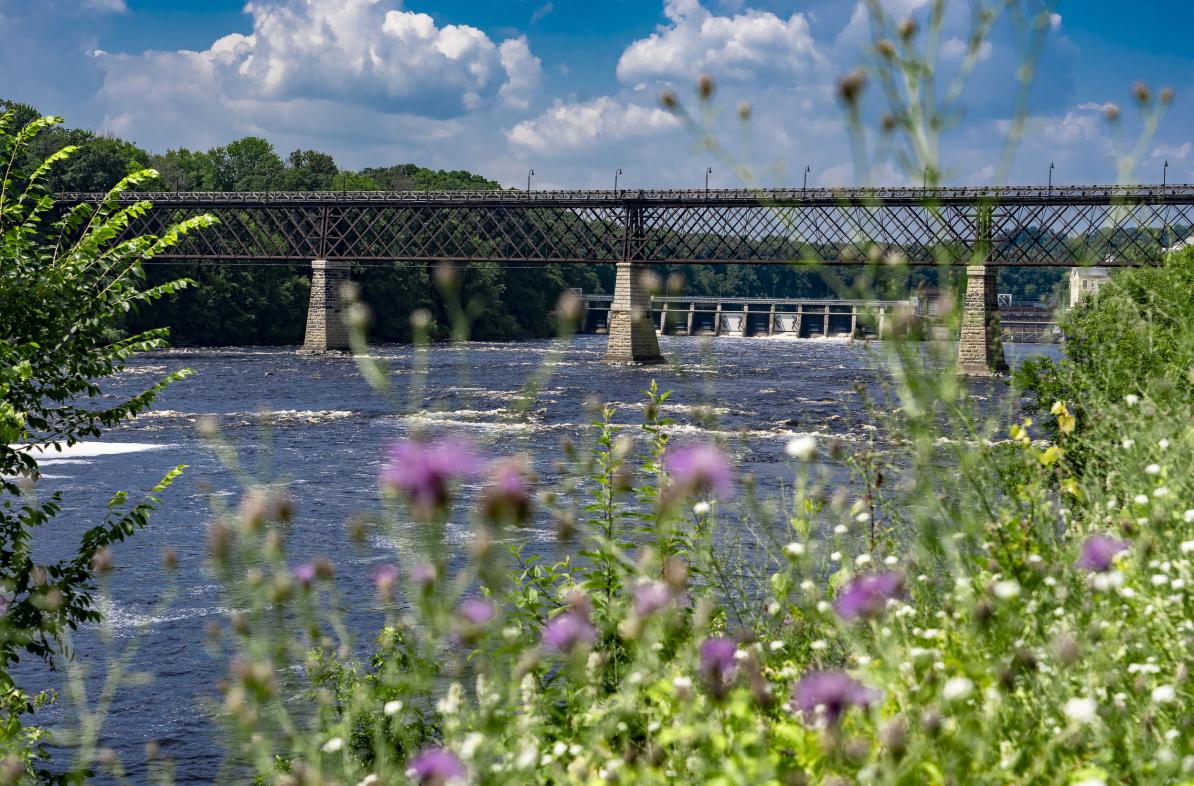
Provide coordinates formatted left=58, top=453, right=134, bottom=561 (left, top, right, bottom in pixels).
left=1, top=98, right=1064, bottom=345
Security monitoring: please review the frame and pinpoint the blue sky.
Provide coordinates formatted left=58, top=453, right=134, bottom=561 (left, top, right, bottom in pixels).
left=2, top=0, right=1192, bottom=188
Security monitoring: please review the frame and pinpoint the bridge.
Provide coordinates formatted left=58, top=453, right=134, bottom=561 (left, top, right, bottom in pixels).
left=60, top=185, right=1194, bottom=374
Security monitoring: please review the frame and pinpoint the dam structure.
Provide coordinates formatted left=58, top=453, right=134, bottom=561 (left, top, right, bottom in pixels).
left=57, top=185, right=1194, bottom=375
left=581, top=295, right=911, bottom=340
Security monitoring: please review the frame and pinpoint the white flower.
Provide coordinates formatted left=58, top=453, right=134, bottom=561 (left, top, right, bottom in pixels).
left=1181, top=541, right=1194, bottom=555
left=1146, top=463, right=1162, bottom=476
left=830, top=551, right=842, bottom=562
left=322, top=737, right=344, bottom=753
left=1152, top=684, right=1177, bottom=704
left=1122, top=438, right=1135, bottom=449
left=784, top=542, right=805, bottom=558
left=1154, top=487, right=1170, bottom=498
left=1064, top=697, right=1098, bottom=725
left=810, top=639, right=828, bottom=651
left=357, top=775, right=379, bottom=786
left=833, top=524, right=848, bottom=535
left=1135, top=494, right=1150, bottom=506
left=384, top=700, right=403, bottom=716
left=785, top=435, right=816, bottom=460
left=672, top=676, right=692, bottom=692
left=1184, top=510, right=1194, bottom=524
left=1124, top=394, right=1140, bottom=406
left=770, top=640, right=784, bottom=651
left=993, top=580, right=1021, bottom=600
left=855, top=554, right=872, bottom=567
left=943, top=676, right=974, bottom=700
left=1160, top=438, right=1171, bottom=450
left=692, top=501, right=711, bottom=516
left=855, top=511, right=871, bottom=523
left=461, top=732, right=485, bottom=760
left=884, top=555, right=899, bottom=566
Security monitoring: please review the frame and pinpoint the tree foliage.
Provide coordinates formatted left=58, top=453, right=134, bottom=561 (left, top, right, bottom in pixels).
left=0, top=110, right=212, bottom=774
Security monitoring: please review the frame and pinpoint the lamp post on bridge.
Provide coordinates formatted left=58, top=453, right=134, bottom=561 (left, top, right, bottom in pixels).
left=803, top=164, right=811, bottom=189
left=615, top=168, right=622, bottom=192
left=527, top=169, right=534, bottom=194
left=1048, top=162, right=1054, bottom=190
left=1164, top=160, right=1169, bottom=186
left=705, top=167, right=712, bottom=195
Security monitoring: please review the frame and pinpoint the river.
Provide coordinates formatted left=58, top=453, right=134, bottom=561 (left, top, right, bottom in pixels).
left=19, top=335, right=1056, bottom=782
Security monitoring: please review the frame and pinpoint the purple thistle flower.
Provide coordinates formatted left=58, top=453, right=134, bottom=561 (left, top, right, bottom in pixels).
left=371, top=564, right=399, bottom=588
left=698, top=637, right=739, bottom=697
left=633, top=580, right=672, bottom=618
left=835, top=571, right=904, bottom=620
left=1076, top=535, right=1130, bottom=572
left=792, top=670, right=882, bottom=726
left=292, top=563, right=316, bottom=587
left=542, top=608, right=596, bottom=654
left=408, top=747, right=466, bottom=786
left=382, top=438, right=483, bottom=517
left=481, top=459, right=534, bottom=524
left=457, top=597, right=496, bottom=626
left=411, top=563, right=437, bottom=589
left=664, top=444, right=735, bottom=500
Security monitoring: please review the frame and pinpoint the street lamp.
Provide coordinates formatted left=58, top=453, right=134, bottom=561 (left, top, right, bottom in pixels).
left=527, top=169, right=534, bottom=193
left=705, top=166, right=713, bottom=193
left=1164, top=159, right=1169, bottom=186
left=803, top=164, right=811, bottom=190
left=615, top=168, right=622, bottom=192
left=1048, top=162, right=1054, bottom=190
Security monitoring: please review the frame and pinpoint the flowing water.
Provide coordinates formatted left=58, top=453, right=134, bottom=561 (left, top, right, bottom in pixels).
left=17, top=335, right=1056, bottom=782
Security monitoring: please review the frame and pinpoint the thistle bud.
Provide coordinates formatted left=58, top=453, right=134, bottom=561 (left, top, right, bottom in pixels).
left=837, top=69, right=868, bottom=104
left=1133, top=81, right=1151, bottom=105
left=660, top=90, right=678, bottom=110
left=897, top=18, right=917, bottom=40
left=738, top=102, right=751, bottom=121
left=1160, top=87, right=1175, bottom=106
left=697, top=74, right=716, bottom=100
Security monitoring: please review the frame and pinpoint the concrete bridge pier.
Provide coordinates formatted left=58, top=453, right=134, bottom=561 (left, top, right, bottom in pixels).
left=958, top=264, right=1007, bottom=376
left=604, top=261, right=664, bottom=364
left=302, top=259, right=353, bottom=353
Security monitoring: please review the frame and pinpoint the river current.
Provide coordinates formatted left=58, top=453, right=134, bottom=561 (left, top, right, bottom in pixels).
left=20, top=335, right=1054, bottom=782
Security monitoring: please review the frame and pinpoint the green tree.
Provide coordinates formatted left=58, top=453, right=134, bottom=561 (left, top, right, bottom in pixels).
left=0, top=111, right=213, bottom=774
left=205, top=136, right=285, bottom=191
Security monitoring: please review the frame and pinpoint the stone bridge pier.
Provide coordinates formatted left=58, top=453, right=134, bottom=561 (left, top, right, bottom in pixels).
left=958, top=264, right=1007, bottom=376
left=603, top=260, right=664, bottom=364
left=302, top=259, right=353, bottom=353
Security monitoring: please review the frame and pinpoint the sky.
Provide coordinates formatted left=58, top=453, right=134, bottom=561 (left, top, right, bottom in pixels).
left=1, top=0, right=1192, bottom=189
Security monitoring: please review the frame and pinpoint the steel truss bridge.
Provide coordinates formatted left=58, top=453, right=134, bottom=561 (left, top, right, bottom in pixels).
left=59, top=185, right=1194, bottom=267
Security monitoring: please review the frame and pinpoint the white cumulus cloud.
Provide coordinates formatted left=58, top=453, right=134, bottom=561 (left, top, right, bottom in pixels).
left=616, top=0, right=823, bottom=84
left=507, top=97, right=680, bottom=155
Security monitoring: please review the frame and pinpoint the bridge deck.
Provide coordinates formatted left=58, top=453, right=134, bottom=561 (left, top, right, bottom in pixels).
left=56, top=186, right=1194, bottom=267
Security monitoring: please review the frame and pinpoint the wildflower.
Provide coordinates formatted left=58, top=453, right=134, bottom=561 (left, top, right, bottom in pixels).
left=698, top=637, right=739, bottom=698
left=835, top=571, right=904, bottom=620
left=693, top=501, right=711, bottom=516
left=1122, top=438, right=1135, bottom=449
left=384, top=700, right=403, bottom=716
left=992, top=580, right=1021, bottom=600
left=457, top=597, right=496, bottom=627
left=408, top=748, right=467, bottom=786
left=372, top=564, right=399, bottom=599
left=633, top=581, right=672, bottom=618
left=785, top=435, right=817, bottom=460
left=412, top=563, right=437, bottom=589
left=792, top=670, right=881, bottom=726
left=1160, top=438, right=1171, bottom=450
left=664, top=444, right=734, bottom=500
left=942, top=677, right=973, bottom=701
left=542, top=608, right=596, bottom=654
left=1146, top=463, right=1162, bottom=476
left=784, top=542, right=805, bottom=558
left=1155, top=487, right=1170, bottom=498
left=292, top=563, right=316, bottom=587
left=1152, top=685, right=1177, bottom=704
left=1185, top=510, right=1194, bottom=523
left=382, top=438, right=483, bottom=517
left=1076, top=536, right=1130, bottom=573
left=481, top=458, right=534, bottom=524
left=1064, top=697, right=1098, bottom=725
left=1124, top=394, right=1140, bottom=406
left=322, top=737, right=344, bottom=753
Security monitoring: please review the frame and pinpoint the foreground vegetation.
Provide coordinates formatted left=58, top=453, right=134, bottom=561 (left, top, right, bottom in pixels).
left=3, top=1, right=1191, bottom=782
